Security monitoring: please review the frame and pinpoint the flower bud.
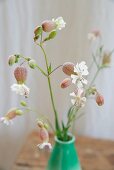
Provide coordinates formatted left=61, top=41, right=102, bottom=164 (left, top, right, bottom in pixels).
left=88, top=30, right=101, bottom=41
left=62, top=62, right=74, bottom=76
left=92, top=30, right=101, bottom=37
left=37, top=120, right=44, bottom=128
left=34, top=26, right=42, bottom=36
left=88, top=86, right=97, bottom=95
left=28, top=59, right=36, bottom=69
left=102, top=51, right=111, bottom=66
left=14, top=66, right=27, bottom=84
left=16, top=109, right=24, bottom=116
left=8, top=55, right=16, bottom=66
left=42, top=20, right=56, bottom=32
left=39, top=127, right=49, bottom=142
left=96, top=93, right=104, bottom=106
left=20, top=100, right=27, bottom=107
left=60, top=78, right=71, bottom=88
left=6, top=108, right=17, bottom=119
left=44, top=123, right=48, bottom=129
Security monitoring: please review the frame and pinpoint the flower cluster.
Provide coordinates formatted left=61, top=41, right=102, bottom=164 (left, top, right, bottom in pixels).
left=37, top=120, right=52, bottom=150
left=61, top=61, right=88, bottom=108
left=1, top=16, right=112, bottom=150
left=0, top=108, right=23, bottom=125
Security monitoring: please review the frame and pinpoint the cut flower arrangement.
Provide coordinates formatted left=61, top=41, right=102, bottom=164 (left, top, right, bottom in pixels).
left=0, top=17, right=113, bottom=170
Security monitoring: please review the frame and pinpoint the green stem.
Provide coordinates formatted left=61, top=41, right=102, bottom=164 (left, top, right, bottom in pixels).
left=35, top=64, right=48, bottom=77
left=49, top=65, right=62, bottom=75
left=39, top=44, right=60, bottom=132
left=20, top=56, right=47, bottom=77
left=21, top=107, right=55, bottom=132
left=89, top=67, right=101, bottom=87
left=85, top=67, right=101, bottom=97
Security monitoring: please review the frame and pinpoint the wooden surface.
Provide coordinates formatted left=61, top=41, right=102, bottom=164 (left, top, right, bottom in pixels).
left=13, top=131, right=114, bottom=170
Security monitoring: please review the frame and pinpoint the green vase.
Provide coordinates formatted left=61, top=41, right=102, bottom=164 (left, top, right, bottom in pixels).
left=46, top=134, right=82, bottom=170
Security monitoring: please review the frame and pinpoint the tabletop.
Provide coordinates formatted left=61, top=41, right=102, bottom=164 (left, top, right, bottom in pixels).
left=12, top=131, right=114, bottom=170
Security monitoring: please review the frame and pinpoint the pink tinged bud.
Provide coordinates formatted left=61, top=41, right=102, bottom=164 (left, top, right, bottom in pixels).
left=39, top=128, right=49, bottom=142
left=60, top=78, right=71, bottom=88
left=92, top=30, right=101, bottom=37
left=42, top=20, right=56, bottom=32
left=96, top=93, right=104, bottom=106
left=14, top=66, right=27, bottom=84
left=6, top=109, right=17, bottom=120
left=62, top=62, right=75, bottom=76
left=34, top=26, right=41, bottom=35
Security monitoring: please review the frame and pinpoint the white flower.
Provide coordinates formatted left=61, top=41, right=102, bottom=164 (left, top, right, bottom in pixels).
left=11, top=84, right=30, bottom=97
left=37, top=142, right=52, bottom=150
left=71, top=61, right=89, bottom=88
left=88, top=30, right=101, bottom=41
left=88, top=33, right=97, bottom=41
left=0, top=117, right=13, bottom=126
left=70, top=89, right=86, bottom=107
left=52, top=17, right=66, bottom=30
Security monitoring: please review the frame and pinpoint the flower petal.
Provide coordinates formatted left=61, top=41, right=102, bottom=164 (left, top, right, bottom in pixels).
left=82, top=78, right=88, bottom=85
left=71, top=74, right=78, bottom=84
left=77, top=81, right=83, bottom=88
left=71, top=99, right=75, bottom=105
left=37, top=142, right=52, bottom=150
left=11, top=84, right=30, bottom=97
left=70, top=92, right=76, bottom=97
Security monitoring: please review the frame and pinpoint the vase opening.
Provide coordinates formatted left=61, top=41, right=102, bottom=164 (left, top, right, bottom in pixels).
left=55, top=133, right=75, bottom=145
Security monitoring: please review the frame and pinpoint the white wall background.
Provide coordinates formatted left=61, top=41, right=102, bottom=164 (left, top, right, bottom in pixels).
left=0, top=0, right=114, bottom=169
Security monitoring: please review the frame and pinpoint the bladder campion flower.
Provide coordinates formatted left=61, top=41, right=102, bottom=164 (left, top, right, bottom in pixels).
left=11, top=84, right=30, bottom=97
left=37, top=121, right=52, bottom=150
left=62, top=62, right=74, bottom=76
left=14, top=66, right=27, bottom=84
left=6, top=17, right=107, bottom=146
left=96, top=93, right=104, bottom=106
left=60, top=78, right=71, bottom=89
left=70, top=89, right=86, bottom=107
left=42, top=20, right=56, bottom=32
left=52, top=17, right=66, bottom=30
left=0, top=108, right=23, bottom=125
left=71, top=61, right=89, bottom=88
left=88, top=30, right=101, bottom=41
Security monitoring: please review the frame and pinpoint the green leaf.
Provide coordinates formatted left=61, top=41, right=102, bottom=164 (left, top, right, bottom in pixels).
left=34, top=26, right=42, bottom=36
left=48, top=63, right=52, bottom=74
left=99, top=45, right=104, bottom=54
left=43, top=30, right=57, bottom=42
left=67, top=106, right=74, bottom=119
left=49, top=30, right=57, bottom=39
left=62, top=121, right=65, bottom=130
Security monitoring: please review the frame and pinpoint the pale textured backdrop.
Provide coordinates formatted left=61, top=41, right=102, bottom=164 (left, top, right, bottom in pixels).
left=0, top=0, right=114, bottom=169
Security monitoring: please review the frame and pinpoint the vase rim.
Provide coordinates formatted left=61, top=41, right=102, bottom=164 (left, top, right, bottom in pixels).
left=55, top=133, right=75, bottom=145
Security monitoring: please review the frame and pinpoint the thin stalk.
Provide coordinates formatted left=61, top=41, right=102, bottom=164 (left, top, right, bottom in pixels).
left=39, top=44, right=60, bottom=131
left=21, top=107, right=55, bottom=132
left=35, top=64, right=48, bottom=77
left=85, top=67, right=101, bottom=97
left=49, top=65, right=62, bottom=75
left=20, top=61, right=26, bottom=66
left=20, top=56, right=47, bottom=77
left=89, top=67, right=101, bottom=87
